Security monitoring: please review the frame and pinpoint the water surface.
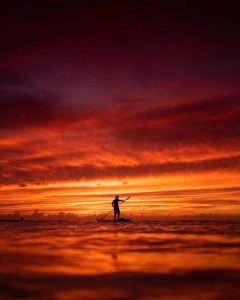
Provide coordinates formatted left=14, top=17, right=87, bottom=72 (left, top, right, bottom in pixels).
left=0, top=220, right=239, bottom=299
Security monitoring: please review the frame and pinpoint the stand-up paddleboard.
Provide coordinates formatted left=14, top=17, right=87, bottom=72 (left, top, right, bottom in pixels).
left=97, top=218, right=132, bottom=223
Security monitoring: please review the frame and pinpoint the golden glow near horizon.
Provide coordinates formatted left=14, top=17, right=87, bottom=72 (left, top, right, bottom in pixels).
left=1, top=171, right=240, bottom=218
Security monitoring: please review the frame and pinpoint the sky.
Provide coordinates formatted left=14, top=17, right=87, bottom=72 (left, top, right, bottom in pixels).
left=0, top=0, right=240, bottom=219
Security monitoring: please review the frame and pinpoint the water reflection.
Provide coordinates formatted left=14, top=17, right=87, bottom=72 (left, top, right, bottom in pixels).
left=0, top=221, right=239, bottom=299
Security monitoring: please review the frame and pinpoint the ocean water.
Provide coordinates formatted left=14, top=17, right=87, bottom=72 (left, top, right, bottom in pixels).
left=0, top=220, right=239, bottom=300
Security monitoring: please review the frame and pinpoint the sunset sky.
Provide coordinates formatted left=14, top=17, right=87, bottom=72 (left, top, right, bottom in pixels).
left=1, top=1, right=240, bottom=218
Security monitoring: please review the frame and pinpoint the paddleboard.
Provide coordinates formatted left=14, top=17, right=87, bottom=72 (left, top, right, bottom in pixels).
left=97, top=218, right=131, bottom=223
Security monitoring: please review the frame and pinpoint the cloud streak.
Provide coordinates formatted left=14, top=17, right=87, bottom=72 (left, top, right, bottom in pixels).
left=0, top=92, right=96, bottom=129
left=115, top=94, right=240, bottom=152
left=1, top=154, right=240, bottom=186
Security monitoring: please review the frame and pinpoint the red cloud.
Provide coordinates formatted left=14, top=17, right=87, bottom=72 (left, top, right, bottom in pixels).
left=0, top=92, right=96, bottom=129
left=1, top=91, right=239, bottom=186
left=114, top=94, right=240, bottom=152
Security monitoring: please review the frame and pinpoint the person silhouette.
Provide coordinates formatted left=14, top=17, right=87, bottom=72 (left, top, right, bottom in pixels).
left=112, top=195, right=125, bottom=221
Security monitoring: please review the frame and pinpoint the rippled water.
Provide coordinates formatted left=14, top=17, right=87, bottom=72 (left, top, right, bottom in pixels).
left=0, top=220, right=239, bottom=300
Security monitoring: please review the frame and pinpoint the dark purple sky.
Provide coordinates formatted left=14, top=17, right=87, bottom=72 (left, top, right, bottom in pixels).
left=1, top=1, right=239, bottom=107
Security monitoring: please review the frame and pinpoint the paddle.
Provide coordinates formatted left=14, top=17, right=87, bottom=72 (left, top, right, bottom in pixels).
left=97, top=196, right=131, bottom=222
